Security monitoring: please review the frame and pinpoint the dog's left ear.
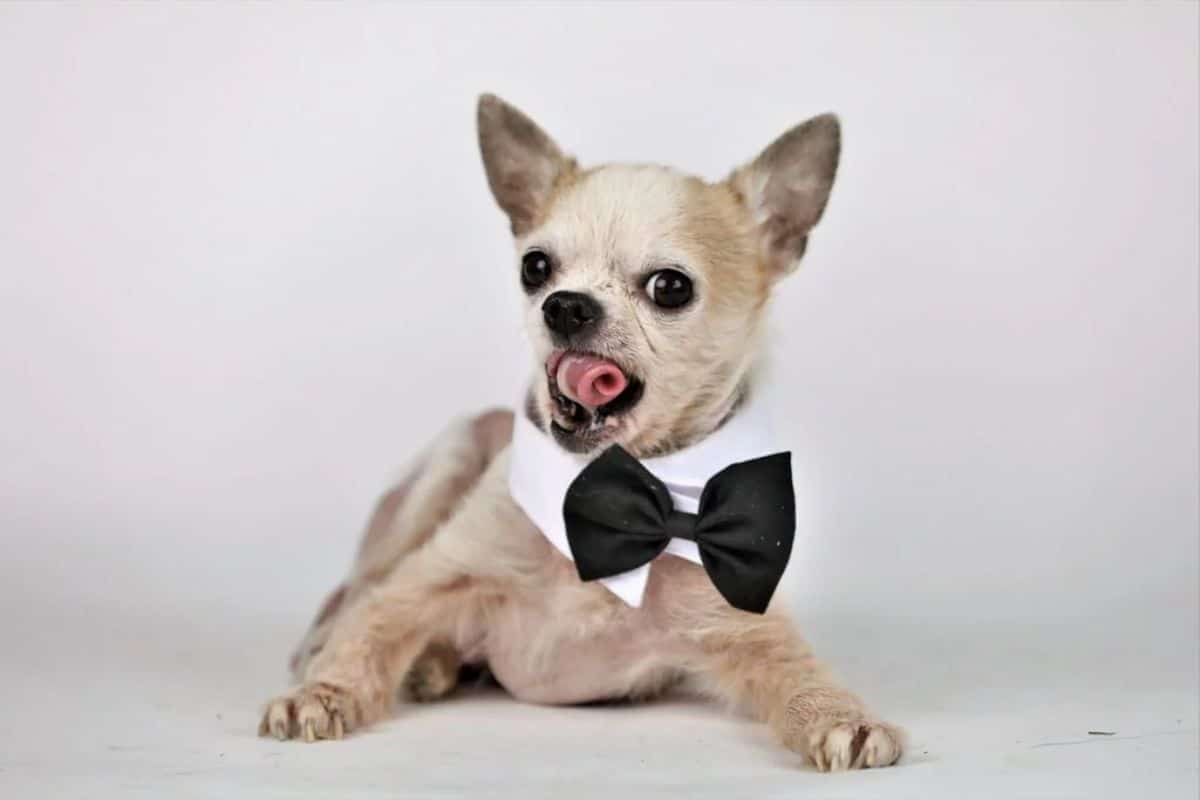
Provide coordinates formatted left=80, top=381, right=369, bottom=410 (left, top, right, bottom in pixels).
left=728, top=113, right=841, bottom=276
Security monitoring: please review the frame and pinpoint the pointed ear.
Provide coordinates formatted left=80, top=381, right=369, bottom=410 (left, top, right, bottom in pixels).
left=728, top=113, right=841, bottom=276
left=477, top=94, right=575, bottom=236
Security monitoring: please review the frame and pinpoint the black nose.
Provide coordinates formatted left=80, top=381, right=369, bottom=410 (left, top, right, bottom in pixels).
left=542, top=291, right=602, bottom=337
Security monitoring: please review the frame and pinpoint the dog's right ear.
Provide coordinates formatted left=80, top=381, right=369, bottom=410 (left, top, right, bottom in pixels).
left=477, top=94, right=575, bottom=237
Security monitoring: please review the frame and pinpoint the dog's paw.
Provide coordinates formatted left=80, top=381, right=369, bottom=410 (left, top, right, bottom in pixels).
left=401, top=641, right=461, bottom=703
left=803, top=718, right=903, bottom=771
left=257, top=682, right=362, bottom=742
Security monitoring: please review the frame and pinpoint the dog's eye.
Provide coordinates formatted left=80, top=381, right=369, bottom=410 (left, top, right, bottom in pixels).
left=521, top=250, right=552, bottom=290
left=645, top=269, right=693, bottom=309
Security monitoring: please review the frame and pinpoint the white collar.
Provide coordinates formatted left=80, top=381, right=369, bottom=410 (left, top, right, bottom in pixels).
left=508, top=388, right=779, bottom=607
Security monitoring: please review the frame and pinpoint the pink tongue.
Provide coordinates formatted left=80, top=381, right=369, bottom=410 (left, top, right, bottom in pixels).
left=556, top=353, right=627, bottom=408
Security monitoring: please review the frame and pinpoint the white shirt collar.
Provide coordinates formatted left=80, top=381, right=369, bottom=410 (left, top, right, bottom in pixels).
left=508, top=389, right=778, bottom=606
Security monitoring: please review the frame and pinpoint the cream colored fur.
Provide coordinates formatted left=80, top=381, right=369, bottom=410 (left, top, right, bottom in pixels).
left=260, top=95, right=903, bottom=772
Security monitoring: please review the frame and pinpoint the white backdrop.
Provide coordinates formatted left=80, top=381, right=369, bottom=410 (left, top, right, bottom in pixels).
left=1, top=3, right=1196, bottom=798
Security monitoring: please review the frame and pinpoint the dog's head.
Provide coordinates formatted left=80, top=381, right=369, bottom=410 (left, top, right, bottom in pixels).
left=477, top=94, right=840, bottom=457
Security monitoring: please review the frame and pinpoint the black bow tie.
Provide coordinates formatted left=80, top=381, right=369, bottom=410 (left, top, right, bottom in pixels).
left=562, top=445, right=795, bottom=614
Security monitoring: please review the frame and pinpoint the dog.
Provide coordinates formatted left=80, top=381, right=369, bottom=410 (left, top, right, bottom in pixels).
left=259, top=94, right=903, bottom=772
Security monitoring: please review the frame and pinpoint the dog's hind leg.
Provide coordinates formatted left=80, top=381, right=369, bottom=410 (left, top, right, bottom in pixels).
left=287, top=408, right=513, bottom=696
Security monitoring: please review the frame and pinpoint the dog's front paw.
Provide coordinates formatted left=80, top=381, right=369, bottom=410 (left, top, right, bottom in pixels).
left=802, top=717, right=903, bottom=771
left=258, top=682, right=363, bottom=742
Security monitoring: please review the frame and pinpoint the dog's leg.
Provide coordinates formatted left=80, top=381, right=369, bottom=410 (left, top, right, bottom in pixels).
left=262, top=546, right=484, bottom=741
left=287, top=409, right=512, bottom=687
left=683, top=603, right=903, bottom=771
left=259, top=454, right=521, bottom=742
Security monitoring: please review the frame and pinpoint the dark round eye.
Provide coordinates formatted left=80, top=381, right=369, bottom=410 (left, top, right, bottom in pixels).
left=521, top=250, right=552, bottom=290
left=644, top=269, right=693, bottom=309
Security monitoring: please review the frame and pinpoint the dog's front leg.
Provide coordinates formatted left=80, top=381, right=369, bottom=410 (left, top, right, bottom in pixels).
left=259, top=543, right=484, bottom=742
left=288, top=409, right=513, bottom=683
left=688, top=607, right=903, bottom=771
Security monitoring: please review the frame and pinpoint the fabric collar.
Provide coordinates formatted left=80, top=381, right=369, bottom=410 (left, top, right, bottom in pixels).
left=508, top=389, right=779, bottom=607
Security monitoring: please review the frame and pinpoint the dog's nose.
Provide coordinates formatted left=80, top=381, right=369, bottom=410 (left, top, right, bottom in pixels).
left=542, top=291, right=602, bottom=337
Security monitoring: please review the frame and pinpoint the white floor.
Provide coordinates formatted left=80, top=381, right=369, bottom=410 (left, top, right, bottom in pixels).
left=2, top=534, right=1196, bottom=799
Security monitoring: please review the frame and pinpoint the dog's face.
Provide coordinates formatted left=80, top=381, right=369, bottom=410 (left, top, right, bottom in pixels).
left=477, top=95, right=840, bottom=457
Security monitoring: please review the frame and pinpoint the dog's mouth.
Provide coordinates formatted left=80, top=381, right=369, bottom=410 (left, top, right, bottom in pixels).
left=544, top=349, right=644, bottom=452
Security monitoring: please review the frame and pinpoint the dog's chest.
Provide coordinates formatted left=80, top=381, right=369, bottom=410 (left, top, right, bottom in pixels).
left=476, top=497, right=694, bottom=705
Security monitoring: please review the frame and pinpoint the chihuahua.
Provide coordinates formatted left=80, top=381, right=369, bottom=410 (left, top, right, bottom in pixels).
left=259, top=94, right=903, bottom=772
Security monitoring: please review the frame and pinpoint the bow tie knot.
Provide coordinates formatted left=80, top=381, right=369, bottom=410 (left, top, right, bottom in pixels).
left=665, top=508, right=699, bottom=542
left=562, top=445, right=795, bottom=614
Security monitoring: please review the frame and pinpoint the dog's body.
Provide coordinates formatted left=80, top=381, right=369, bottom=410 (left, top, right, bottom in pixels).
left=260, top=96, right=903, bottom=771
